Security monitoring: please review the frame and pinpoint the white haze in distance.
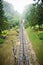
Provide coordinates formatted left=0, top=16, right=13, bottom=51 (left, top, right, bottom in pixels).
left=4, top=0, right=33, bottom=14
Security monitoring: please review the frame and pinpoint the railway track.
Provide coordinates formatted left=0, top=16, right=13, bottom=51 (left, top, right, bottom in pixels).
left=18, top=20, right=30, bottom=65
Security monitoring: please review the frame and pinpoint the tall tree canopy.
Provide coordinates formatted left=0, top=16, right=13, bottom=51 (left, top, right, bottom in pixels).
left=0, top=0, right=4, bottom=30
left=0, top=0, right=9, bottom=34
left=23, top=4, right=43, bottom=29
left=0, top=0, right=21, bottom=33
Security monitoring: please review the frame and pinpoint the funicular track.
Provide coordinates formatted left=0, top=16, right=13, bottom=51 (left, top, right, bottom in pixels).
left=18, top=21, right=30, bottom=65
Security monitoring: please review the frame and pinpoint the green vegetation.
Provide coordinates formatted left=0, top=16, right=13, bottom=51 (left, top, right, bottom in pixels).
left=38, top=32, right=43, bottom=40
left=2, top=30, right=8, bottom=36
left=0, top=29, right=19, bottom=65
left=0, top=0, right=9, bottom=34
left=3, top=1, right=21, bottom=29
left=0, top=1, right=20, bottom=64
left=26, top=27, right=43, bottom=65
left=0, top=0, right=43, bottom=65
left=0, top=0, right=20, bottom=45
left=0, top=38, right=4, bottom=44
left=23, top=4, right=43, bottom=30
left=0, top=0, right=21, bottom=36
left=23, top=2, right=43, bottom=65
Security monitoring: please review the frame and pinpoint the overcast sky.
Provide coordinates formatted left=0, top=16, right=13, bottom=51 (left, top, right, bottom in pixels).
left=4, top=0, right=33, bottom=14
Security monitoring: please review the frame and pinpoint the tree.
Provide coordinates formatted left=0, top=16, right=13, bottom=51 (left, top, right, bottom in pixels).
left=3, top=1, right=21, bottom=29
left=29, top=6, right=37, bottom=26
left=36, top=5, right=43, bottom=29
left=0, top=0, right=4, bottom=34
left=23, top=5, right=37, bottom=27
left=0, top=0, right=10, bottom=36
left=33, top=0, right=43, bottom=6
left=23, top=4, right=43, bottom=30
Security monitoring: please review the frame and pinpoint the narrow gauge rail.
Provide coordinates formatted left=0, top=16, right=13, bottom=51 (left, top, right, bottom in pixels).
left=18, top=20, right=30, bottom=65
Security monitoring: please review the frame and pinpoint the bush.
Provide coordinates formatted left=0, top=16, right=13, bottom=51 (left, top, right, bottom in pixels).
left=2, top=30, right=7, bottom=36
left=0, top=38, right=4, bottom=44
left=38, top=33, right=43, bottom=40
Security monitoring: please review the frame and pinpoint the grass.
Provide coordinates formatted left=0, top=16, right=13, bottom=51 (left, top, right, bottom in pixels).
left=26, top=27, right=43, bottom=65
left=0, top=29, right=19, bottom=65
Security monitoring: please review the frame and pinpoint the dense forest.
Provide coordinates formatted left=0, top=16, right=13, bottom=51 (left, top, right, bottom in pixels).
left=23, top=4, right=43, bottom=30
left=0, top=0, right=21, bottom=37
